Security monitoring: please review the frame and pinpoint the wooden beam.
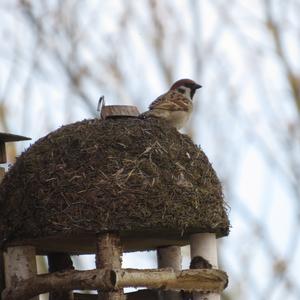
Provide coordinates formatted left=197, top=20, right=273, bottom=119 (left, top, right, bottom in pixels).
left=157, top=246, right=181, bottom=300
left=113, top=268, right=226, bottom=290
left=1, top=269, right=111, bottom=300
left=1, top=268, right=228, bottom=300
left=5, top=234, right=190, bottom=254
left=190, top=233, right=220, bottom=300
left=3, top=246, right=38, bottom=300
left=96, top=233, right=124, bottom=300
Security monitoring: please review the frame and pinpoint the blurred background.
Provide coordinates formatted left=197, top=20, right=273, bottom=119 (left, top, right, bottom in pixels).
left=1, top=0, right=300, bottom=299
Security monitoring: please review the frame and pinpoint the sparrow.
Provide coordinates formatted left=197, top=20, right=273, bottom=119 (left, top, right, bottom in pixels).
left=189, top=255, right=213, bottom=269
left=140, top=79, right=202, bottom=129
left=181, top=256, right=212, bottom=300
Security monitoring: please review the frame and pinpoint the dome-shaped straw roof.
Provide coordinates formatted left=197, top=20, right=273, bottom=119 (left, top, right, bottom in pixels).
left=0, top=118, right=229, bottom=254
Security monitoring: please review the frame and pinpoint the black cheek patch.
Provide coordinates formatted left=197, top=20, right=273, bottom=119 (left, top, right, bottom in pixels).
left=191, top=89, right=196, bottom=99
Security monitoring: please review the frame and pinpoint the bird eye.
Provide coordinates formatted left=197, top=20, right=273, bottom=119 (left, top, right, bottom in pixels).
left=177, top=88, right=185, bottom=94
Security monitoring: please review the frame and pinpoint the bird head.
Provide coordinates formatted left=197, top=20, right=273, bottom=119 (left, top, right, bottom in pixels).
left=170, top=79, right=202, bottom=100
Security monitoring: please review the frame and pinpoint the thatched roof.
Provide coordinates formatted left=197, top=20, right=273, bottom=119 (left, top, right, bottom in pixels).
left=0, top=117, right=229, bottom=253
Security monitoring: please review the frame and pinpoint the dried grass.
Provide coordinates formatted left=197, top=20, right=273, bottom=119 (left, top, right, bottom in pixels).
left=0, top=117, right=229, bottom=246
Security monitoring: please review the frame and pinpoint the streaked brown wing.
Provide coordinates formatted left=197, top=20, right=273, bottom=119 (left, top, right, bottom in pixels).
left=149, top=91, right=191, bottom=112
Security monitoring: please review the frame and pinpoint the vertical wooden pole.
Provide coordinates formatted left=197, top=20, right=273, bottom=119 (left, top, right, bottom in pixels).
left=96, top=233, right=125, bottom=300
left=0, top=167, right=5, bottom=300
left=48, top=253, right=74, bottom=300
left=157, top=246, right=182, bottom=300
left=4, top=246, right=38, bottom=300
left=190, top=233, right=219, bottom=300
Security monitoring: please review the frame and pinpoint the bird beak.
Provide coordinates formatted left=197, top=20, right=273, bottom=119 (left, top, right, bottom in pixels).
left=194, top=83, right=202, bottom=89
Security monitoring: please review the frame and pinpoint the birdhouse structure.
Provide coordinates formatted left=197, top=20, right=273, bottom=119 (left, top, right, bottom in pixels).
left=0, top=133, right=31, bottom=164
left=0, top=108, right=230, bottom=300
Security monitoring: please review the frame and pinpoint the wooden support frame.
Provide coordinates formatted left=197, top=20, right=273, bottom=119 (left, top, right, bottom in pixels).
left=157, top=246, right=182, bottom=300
left=96, top=233, right=124, bottom=300
left=1, top=267, right=228, bottom=300
left=190, top=233, right=220, bottom=300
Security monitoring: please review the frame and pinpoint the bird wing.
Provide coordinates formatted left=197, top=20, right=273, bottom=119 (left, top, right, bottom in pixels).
left=149, top=91, right=191, bottom=112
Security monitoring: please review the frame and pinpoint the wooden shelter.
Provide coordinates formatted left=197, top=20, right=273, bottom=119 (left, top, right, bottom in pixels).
left=0, top=111, right=229, bottom=300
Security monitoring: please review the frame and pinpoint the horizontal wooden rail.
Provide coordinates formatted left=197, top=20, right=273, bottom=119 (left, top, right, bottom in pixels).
left=2, top=268, right=228, bottom=300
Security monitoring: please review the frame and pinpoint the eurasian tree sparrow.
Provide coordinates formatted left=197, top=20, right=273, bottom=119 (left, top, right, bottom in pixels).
left=140, top=79, right=202, bottom=129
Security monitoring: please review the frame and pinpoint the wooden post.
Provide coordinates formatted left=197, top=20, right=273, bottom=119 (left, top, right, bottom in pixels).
left=3, top=246, right=38, bottom=300
left=48, top=253, right=75, bottom=300
left=190, top=233, right=219, bottom=300
left=95, top=233, right=125, bottom=300
left=0, top=167, right=5, bottom=300
left=157, top=246, right=182, bottom=300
